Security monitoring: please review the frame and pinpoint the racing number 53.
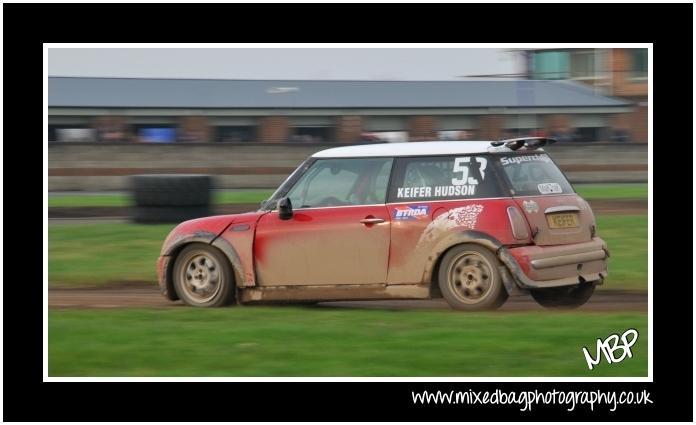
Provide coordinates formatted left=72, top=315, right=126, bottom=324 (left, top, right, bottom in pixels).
left=452, top=156, right=487, bottom=186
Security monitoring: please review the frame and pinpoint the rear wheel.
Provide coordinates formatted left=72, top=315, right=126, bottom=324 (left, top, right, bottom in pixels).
left=530, top=282, right=596, bottom=309
left=173, top=244, right=235, bottom=307
left=438, top=244, right=508, bottom=311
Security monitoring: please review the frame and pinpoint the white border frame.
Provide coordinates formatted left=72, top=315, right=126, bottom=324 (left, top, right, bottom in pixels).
left=43, top=43, right=652, bottom=383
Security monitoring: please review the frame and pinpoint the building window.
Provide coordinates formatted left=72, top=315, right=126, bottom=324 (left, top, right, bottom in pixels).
left=437, top=130, right=477, bottom=141
left=574, top=127, right=609, bottom=143
left=570, top=50, right=596, bottom=79
left=216, top=126, right=256, bottom=143
left=609, top=128, right=631, bottom=143
left=547, top=129, right=576, bottom=143
left=630, top=49, right=648, bottom=79
left=49, top=126, right=96, bottom=142
left=48, top=125, right=62, bottom=141
left=501, top=128, right=548, bottom=139
left=360, top=131, right=408, bottom=143
left=532, top=51, right=569, bottom=80
left=134, top=125, right=177, bottom=143
left=288, top=126, right=331, bottom=143
left=501, top=128, right=523, bottom=139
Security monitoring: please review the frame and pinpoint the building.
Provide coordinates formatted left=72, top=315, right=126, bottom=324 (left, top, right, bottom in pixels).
left=48, top=76, right=635, bottom=144
left=518, top=48, right=648, bottom=143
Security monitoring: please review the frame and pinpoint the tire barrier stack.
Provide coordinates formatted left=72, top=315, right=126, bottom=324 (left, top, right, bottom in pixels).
left=131, top=175, right=213, bottom=224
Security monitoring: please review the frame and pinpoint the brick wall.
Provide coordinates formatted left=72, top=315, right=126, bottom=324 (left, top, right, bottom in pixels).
left=629, top=104, right=648, bottom=143
left=478, top=115, right=503, bottom=140
left=408, top=116, right=437, bottom=141
left=92, top=116, right=131, bottom=142
left=178, top=116, right=211, bottom=142
left=611, top=48, right=648, bottom=98
left=335, top=116, right=363, bottom=143
left=609, top=113, right=630, bottom=130
left=544, top=114, right=572, bottom=133
left=258, top=116, right=290, bottom=143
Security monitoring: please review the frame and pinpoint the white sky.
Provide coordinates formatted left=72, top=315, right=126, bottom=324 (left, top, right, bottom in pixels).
left=47, top=48, right=520, bottom=80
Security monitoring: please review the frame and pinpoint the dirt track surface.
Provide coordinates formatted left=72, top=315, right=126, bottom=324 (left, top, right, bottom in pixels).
left=49, top=283, right=647, bottom=312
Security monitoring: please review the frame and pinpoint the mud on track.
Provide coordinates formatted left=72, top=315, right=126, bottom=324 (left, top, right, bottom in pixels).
left=48, top=282, right=647, bottom=312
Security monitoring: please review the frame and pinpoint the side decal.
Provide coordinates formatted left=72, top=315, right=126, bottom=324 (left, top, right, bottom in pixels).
left=393, top=204, right=431, bottom=220
left=418, top=204, right=485, bottom=244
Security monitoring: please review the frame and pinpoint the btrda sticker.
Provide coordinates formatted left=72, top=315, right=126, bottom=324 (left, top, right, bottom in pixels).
left=393, top=205, right=430, bottom=220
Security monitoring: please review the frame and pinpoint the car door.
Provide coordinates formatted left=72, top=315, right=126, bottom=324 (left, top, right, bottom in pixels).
left=385, top=155, right=508, bottom=285
left=254, top=157, right=394, bottom=286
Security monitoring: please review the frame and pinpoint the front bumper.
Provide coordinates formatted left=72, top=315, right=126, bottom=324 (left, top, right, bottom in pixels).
left=499, top=237, right=609, bottom=289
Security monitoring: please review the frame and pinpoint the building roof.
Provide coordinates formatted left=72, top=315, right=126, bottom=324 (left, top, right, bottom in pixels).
left=48, top=77, right=630, bottom=109
left=312, top=141, right=533, bottom=158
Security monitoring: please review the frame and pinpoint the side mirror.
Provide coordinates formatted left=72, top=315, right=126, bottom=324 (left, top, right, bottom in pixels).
left=277, top=197, right=293, bottom=220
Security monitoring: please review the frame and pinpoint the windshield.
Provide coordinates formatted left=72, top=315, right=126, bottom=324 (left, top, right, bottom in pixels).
left=497, top=153, right=574, bottom=196
left=260, top=158, right=313, bottom=210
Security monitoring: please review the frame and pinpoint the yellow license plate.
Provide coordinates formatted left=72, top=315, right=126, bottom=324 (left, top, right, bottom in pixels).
left=546, top=212, right=580, bottom=229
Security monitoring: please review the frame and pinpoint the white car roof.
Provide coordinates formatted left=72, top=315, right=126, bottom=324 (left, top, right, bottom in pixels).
left=312, top=141, right=544, bottom=158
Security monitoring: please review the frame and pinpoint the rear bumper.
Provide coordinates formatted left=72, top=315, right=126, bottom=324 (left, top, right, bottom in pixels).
left=499, top=238, right=609, bottom=289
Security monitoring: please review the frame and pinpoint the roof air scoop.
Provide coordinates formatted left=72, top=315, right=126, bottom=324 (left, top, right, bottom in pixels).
left=491, top=137, right=558, bottom=151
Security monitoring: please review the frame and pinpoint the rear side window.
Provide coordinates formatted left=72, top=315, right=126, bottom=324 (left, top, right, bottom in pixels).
left=387, top=155, right=504, bottom=202
left=497, top=153, right=574, bottom=196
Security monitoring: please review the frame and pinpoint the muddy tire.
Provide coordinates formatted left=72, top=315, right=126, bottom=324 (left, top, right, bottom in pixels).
left=438, top=244, right=508, bottom=311
left=172, top=243, right=236, bottom=307
left=530, top=282, right=596, bottom=309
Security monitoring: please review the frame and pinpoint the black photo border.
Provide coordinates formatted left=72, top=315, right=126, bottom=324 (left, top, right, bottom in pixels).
left=3, top=2, right=692, bottom=422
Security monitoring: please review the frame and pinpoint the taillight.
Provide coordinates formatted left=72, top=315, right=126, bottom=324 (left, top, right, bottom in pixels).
left=507, top=206, right=530, bottom=240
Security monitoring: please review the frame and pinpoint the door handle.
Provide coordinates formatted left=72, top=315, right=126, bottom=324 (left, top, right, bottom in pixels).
left=360, top=217, right=385, bottom=225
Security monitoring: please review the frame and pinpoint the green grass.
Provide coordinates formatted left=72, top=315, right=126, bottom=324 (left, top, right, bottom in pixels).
left=595, top=215, right=648, bottom=290
left=48, top=193, right=132, bottom=207
left=573, top=183, right=647, bottom=200
left=215, top=190, right=273, bottom=205
left=47, top=214, right=648, bottom=290
left=48, top=190, right=274, bottom=208
left=48, top=308, right=647, bottom=377
left=48, top=223, right=174, bottom=284
left=47, top=184, right=647, bottom=208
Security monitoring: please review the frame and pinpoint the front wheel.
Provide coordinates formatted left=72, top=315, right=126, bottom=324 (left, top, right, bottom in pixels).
left=172, top=243, right=236, bottom=307
left=438, top=244, right=508, bottom=311
left=530, top=282, right=596, bottom=309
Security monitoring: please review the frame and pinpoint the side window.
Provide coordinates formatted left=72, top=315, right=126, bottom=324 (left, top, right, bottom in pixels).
left=286, top=158, right=393, bottom=208
left=388, top=155, right=503, bottom=202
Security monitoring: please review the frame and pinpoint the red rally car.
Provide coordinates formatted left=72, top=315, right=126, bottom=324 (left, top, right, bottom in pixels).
left=157, top=137, right=609, bottom=311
